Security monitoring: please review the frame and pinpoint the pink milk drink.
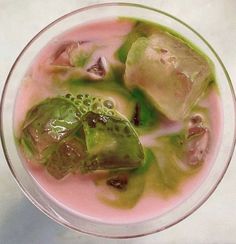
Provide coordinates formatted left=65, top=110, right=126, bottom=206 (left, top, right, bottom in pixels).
left=14, top=18, right=222, bottom=224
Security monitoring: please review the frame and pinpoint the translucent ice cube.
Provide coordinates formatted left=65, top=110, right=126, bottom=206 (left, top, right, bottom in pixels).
left=46, top=137, right=86, bottom=179
left=125, top=33, right=211, bottom=121
left=20, top=97, right=79, bottom=162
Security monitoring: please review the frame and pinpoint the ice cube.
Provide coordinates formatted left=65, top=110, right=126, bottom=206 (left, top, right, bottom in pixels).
left=46, top=138, right=85, bottom=179
left=125, top=33, right=211, bottom=121
left=20, top=97, right=79, bottom=162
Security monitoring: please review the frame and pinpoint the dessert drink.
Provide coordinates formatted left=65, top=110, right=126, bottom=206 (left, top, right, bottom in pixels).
left=14, top=18, right=222, bottom=224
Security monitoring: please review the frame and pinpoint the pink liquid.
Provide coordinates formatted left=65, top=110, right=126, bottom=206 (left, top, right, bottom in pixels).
left=14, top=19, right=223, bottom=224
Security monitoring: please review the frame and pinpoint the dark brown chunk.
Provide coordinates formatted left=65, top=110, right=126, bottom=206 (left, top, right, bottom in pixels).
left=86, top=57, right=107, bottom=77
left=106, top=174, right=128, bottom=190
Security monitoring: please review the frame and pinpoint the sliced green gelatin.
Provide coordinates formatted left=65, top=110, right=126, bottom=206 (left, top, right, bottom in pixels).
left=80, top=111, right=144, bottom=173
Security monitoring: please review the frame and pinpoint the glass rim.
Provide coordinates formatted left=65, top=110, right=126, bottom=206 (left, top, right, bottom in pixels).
left=1, top=2, right=236, bottom=239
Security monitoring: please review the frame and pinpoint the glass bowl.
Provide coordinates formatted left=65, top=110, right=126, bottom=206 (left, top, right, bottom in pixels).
left=1, top=2, right=235, bottom=238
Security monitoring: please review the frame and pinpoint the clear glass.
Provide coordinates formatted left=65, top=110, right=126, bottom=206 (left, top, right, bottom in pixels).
left=1, top=3, right=235, bottom=238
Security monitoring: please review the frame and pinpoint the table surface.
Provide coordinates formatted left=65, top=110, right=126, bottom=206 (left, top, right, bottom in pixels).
left=1, top=0, right=236, bottom=243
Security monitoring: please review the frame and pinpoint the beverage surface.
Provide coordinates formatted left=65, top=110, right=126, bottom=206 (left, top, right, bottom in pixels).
left=14, top=18, right=222, bottom=223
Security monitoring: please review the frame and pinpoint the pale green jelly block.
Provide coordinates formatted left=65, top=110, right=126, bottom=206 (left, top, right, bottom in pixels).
left=80, top=111, right=144, bottom=172
left=125, top=33, right=211, bottom=121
